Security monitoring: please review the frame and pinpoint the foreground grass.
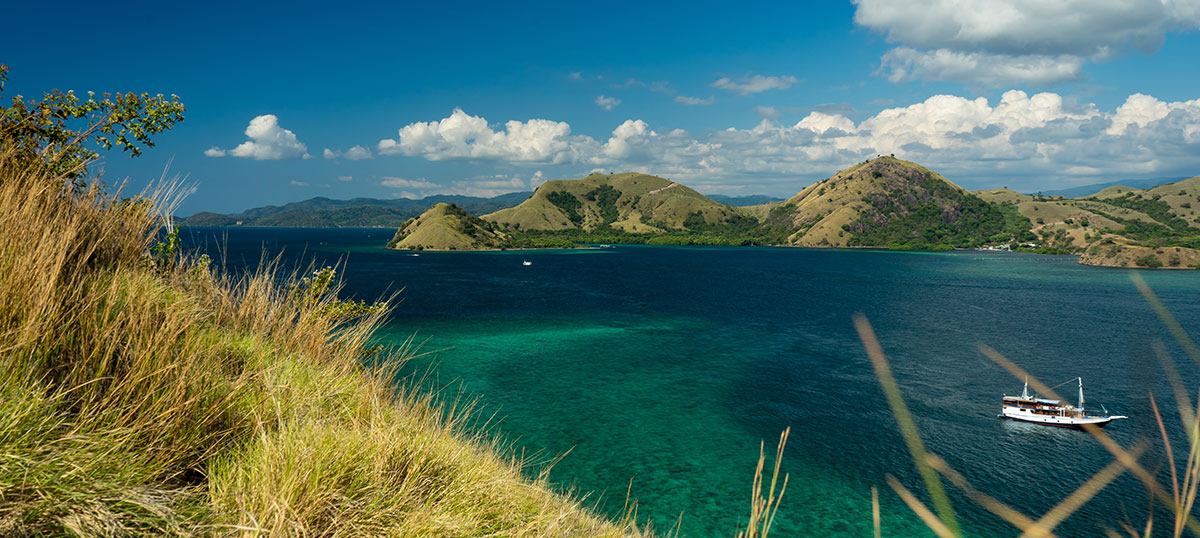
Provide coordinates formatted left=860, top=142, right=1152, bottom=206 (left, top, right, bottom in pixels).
left=0, top=145, right=651, bottom=535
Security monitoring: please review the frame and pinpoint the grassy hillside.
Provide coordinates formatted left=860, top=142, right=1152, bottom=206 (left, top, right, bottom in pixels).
left=0, top=144, right=657, bottom=535
left=976, top=176, right=1200, bottom=265
left=388, top=203, right=510, bottom=250
left=769, top=157, right=1029, bottom=249
left=485, top=172, right=748, bottom=233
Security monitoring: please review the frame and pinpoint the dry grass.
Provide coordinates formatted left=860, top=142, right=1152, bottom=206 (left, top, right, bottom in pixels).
left=858, top=271, right=1200, bottom=537
left=0, top=138, right=796, bottom=536
left=0, top=142, right=641, bottom=536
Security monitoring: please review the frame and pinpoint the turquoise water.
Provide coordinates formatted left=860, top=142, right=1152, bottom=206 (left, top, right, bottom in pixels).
left=183, top=227, right=1200, bottom=537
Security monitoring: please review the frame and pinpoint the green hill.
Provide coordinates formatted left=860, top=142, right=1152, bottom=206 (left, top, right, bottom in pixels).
left=380, top=159, right=1200, bottom=268
left=765, top=157, right=1029, bottom=249
left=387, top=203, right=510, bottom=250
left=485, top=172, right=749, bottom=233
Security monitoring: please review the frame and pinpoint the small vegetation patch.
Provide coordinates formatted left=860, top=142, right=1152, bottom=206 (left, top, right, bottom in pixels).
left=585, top=185, right=621, bottom=224
left=546, top=190, right=584, bottom=225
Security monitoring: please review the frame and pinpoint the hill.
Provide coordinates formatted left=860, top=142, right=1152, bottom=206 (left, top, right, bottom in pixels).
left=379, top=159, right=1200, bottom=268
left=387, top=203, right=510, bottom=250
left=485, top=172, right=751, bottom=233
left=765, top=157, right=1029, bottom=248
left=179, top=192, right=533, bottom=228
left=1039, top=176, right=1187, bottom=198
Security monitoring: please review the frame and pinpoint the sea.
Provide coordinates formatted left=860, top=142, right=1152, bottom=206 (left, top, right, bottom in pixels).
left=181, top=226, right=1200, bottom=538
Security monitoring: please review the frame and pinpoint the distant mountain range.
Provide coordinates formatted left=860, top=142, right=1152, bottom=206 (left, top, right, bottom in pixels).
left=1037, top=177, right=1188, bottom=199
left=180, top=192, right=534, bottom=227
left=179, top=192, right=781, bottom=228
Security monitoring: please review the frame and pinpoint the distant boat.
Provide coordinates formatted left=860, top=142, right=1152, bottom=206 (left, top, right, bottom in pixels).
left=522, top=260, right=532, bottom=266
left=1000, top=378, right=1126, bottom=429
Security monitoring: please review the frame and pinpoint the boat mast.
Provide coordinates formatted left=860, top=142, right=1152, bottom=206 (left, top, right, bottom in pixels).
left=1078, top=377, right=1085, bottom=410
left=1021, top=377, right=1030, bottom=399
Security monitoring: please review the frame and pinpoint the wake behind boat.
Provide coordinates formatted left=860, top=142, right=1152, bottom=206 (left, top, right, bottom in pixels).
left=1000, top=378, right=1126, bottom=429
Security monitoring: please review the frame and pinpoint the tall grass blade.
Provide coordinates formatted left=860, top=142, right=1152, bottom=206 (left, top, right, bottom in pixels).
left=856, top=314, right=961, bottom=537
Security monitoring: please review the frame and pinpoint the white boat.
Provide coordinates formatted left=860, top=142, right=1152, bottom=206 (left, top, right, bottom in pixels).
left=522, top=260, right=532, bottom=266
left=1000, top=378, right=1127, bottom=429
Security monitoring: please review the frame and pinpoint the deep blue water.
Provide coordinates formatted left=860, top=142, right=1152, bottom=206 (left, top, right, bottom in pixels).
left=182, top=226, right=1200, bottom=538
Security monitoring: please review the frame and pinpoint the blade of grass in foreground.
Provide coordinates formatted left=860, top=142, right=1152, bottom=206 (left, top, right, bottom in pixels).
left=855, top=313, right=961, bottom=537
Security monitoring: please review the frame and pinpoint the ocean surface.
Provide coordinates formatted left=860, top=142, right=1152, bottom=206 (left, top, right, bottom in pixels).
left=182, top=226, right=1200, bottom=538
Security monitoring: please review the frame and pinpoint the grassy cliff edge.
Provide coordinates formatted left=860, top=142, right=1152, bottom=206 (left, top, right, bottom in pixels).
left=0, top=146, right=638, bottom=535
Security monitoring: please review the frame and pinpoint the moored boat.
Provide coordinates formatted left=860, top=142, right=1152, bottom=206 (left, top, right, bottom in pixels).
left=1000, top=378, right=1126, bottom=429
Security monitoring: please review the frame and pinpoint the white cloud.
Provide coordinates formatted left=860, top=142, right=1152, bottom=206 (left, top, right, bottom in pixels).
left=381, top=177, right=442, bottom=190
left=595, top=95, right=622, bottom=110
left=756, top=106, right=780, bottom=119
left=676, top=95, right=715, bottom=106
left=854, top=0, right=1200, bottom=85
left=377, top=108, right=594, bottom=164
left=712, top=75, right=798, bottom=95
left=290, top=180, right=309, bottom=187
left=372, top=94, right=1200, bottom=193
left=337, top=175, right=353, bottom=182
left=324, top=145, right=373, bottom=160
left=218, top=115, right=310, bottom=160
left=878, top=48, right=1087, bottom=85
left=569, top=72, right=582, bottom=80
left=346, top=145, right=372, bottom=160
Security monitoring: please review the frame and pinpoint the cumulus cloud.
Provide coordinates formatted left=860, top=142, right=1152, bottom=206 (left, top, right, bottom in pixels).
left=377, top=108, right=594, bottom=164
left=595, top=95, right=622, bottom=110
left=676, top=95, right=715, bottom=106
left=290, top=180, right=309, bottom=187
left=337, top=175, right=353, bottom=182
left=375, top=94, right=1200, bottom=193
left=324, top=145, right=373, bottom=160
left=209, top=115, right=311, bottom=160
left=712, top=74, right=798, bottom=95
left=854, top=0, right=1200, bottom=85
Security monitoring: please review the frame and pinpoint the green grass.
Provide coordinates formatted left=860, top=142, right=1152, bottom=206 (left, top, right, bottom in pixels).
left=0, top=144, right=641, bottom=536
left=0, top=137, right=796, bottom=536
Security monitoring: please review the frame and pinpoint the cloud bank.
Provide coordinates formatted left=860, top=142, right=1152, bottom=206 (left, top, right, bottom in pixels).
left=375, top=93, right=1200, bottom=192
left=853, top=0, right=1200, bottom=85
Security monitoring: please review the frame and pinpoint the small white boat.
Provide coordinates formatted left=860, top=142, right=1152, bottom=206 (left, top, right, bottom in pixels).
left=522, top=260, right=532, bottom=266
left=1000, top=378, right=1126, bottom=430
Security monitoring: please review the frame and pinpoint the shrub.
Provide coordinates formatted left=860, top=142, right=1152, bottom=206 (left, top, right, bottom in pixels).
left=1136, top=254, right=1164, bottom=267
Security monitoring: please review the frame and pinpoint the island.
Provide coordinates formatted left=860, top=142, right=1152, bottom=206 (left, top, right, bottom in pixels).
left=385, top=156, right=1200, bottom=269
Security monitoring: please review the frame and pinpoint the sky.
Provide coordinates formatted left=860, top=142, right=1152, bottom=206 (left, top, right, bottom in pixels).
left=3, top=0, right=1200, bottom=215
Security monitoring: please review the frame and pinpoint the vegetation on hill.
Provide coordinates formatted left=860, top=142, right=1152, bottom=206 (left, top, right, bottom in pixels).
left=486, top=172, right=746, bottom=233
left=375, top=158, right=1199, bottom=269
left=387, top=202, right=511, bottom=250
left=475, top=161, right=1036, bottom=251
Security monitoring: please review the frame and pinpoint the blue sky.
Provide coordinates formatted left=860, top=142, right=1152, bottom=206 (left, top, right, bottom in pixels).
left=4, top=0, right=1200, bottom=214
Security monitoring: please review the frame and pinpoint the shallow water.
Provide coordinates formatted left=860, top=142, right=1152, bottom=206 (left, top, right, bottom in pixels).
left=183, top=226, right=1200, bottom=537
